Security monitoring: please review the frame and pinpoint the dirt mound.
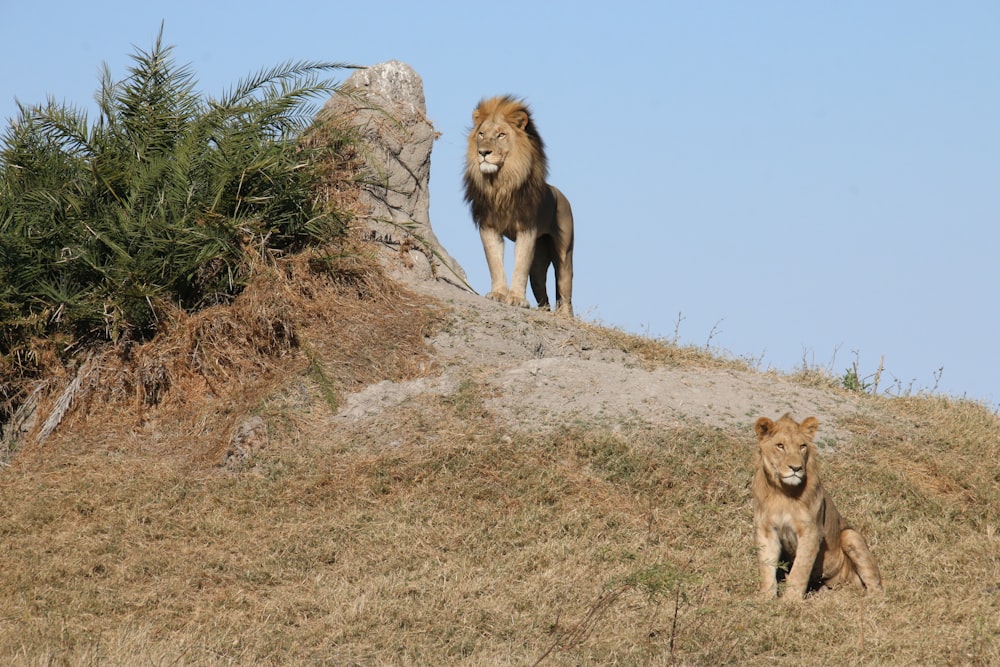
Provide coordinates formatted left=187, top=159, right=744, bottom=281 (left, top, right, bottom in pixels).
left=339, top=274, right=864, bottom=446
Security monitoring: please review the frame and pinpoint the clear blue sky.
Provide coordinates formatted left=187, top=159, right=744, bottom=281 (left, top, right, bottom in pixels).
left=3, top=2, right=998, bottom=406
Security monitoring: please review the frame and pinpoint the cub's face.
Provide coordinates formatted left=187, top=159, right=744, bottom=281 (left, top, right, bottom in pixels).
left=472, top=118, right=514, bottom=175
left=754, top=415, right=820, bottom=488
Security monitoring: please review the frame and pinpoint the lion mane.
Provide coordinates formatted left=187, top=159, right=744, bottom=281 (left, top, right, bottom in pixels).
left=752, top=414, right=883, bottom=600
left=462, top=96, right=574, bottom=315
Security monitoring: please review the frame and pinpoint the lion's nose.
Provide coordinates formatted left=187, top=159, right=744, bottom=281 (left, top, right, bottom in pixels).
left=789, top=465, right=803, bottom=473
left=478, top=149, right=492, bottom=158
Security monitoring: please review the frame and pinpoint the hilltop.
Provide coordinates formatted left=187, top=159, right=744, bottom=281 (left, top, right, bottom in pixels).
left=1, top=235, right=998, bottom=664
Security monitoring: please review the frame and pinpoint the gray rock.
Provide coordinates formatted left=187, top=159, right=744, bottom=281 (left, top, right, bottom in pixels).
left=320, top=61, right=469, bottom=289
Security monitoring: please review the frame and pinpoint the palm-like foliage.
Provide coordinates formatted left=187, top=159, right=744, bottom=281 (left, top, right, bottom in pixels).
left=0, top=27, right=355, bottom=365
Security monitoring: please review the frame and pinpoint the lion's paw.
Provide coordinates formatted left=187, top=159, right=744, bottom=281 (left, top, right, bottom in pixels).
left=485, top=291, right=508, bottom=303
left=505, top=294, right=530, bottom=309
left=780, top=591, right=806, bottom=604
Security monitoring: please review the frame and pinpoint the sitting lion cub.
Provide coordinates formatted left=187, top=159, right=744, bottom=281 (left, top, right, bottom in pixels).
left=752, top=414, right=883, bottom=600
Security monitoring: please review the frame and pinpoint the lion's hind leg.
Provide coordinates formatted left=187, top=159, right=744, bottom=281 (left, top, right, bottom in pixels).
left=529, top=236, right=554, bottom=310
left=551, top=187, right=574, bottom=317
left=841, top=528, right=884, bottom=593
left=553, top=246, right=573, bottom=317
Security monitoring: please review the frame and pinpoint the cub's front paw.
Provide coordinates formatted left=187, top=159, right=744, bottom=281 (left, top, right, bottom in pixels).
left=780, top=586, right=807, bottom=603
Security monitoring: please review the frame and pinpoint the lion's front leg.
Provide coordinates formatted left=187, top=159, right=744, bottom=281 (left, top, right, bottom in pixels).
left=478, top=226, right=509, bottom=302
left=756, top=525, right=781, bottom=599
left=506, top=227, right=537, bottom=309
left=784, top=528, right=821, bottom=601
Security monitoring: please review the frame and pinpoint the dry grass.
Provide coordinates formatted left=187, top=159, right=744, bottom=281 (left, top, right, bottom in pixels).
left=583, top=323, right=748, bottom=372
left=1, top=257, right=999, bottom=665
left=4, top=240, right=441, bottom=468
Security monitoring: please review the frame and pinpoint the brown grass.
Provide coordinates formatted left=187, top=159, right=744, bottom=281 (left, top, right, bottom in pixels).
left=1, top=257, right=999, bottom=665
left=584, top=323, right=748, bottom=372
left=5, top=240, right=441, bottom=469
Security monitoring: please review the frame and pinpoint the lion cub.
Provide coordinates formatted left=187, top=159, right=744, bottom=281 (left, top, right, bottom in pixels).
left=752, top=414, right=883, bottom=600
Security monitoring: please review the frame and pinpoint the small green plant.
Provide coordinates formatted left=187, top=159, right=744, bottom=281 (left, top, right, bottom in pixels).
left=842, top=366, right=868, bottom=393
left=842, top=352, right=884, bottom=394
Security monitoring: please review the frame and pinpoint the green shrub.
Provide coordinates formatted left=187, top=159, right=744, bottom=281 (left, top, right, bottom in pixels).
left=0, top=26, right=355, bottom=360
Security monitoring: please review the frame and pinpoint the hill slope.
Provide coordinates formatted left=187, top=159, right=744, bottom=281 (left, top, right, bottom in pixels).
left=1, top=247, right=998, bottom=665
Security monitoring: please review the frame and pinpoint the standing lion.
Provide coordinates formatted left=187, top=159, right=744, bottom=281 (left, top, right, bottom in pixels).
left=462, top=96, right=574, bottom=316
left=752, top=414, right=884, bottom=600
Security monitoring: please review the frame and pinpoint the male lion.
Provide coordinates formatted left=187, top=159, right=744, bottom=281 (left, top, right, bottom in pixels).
left=752, top=414, right=883, bottom=601
left=463, top=96, right=574, bottom=316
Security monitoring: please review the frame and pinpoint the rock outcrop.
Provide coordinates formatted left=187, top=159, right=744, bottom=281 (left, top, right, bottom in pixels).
left=320, top=61, right=469, bottom=288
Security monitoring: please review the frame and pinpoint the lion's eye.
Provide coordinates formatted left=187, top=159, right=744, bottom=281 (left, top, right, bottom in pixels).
left=497, top=132, right=506, bottom=139
left=478, top=132, right=484, bottom=138
left=775, top=443, right=784, bottom=451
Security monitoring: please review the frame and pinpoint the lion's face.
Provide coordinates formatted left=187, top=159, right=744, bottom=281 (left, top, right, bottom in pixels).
left=473, top=118, right=516, bottom=175
left=754, top=415, right=820, bottom=489
left=469, top=101, right=531, bottom=177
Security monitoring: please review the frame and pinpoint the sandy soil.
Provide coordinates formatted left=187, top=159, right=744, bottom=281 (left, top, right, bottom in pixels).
left=337, top=271, right=863, bottom=447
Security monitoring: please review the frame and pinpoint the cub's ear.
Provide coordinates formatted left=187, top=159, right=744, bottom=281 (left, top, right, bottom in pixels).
left=508, top=109, right=530, bottom=130
left=754, top=417, right=774, bottom=440
left=800, top=416, right=820, bottom=440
